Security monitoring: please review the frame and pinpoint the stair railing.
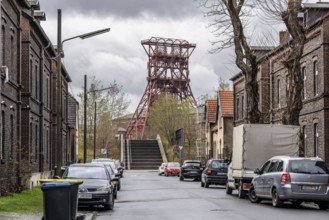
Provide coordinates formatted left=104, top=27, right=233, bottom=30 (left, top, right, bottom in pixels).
left=156, top=135, right=168, bottom=162
left=127, top=139, right=131, bottom=170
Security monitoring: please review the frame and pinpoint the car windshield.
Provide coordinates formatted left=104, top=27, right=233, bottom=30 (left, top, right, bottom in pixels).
left=289, top=160, right=329, bottom=174
left=184, top=162, right=200, bottom=167
left=168, top=162, right=180, bottom=167
left=211, top=160, right=227, bottom=168
left=93, top=161, right=117, bottom=171
left=64, top=166, right=108, bottom=179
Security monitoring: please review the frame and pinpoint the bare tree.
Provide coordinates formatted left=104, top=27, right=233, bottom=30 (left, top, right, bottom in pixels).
left=147, top=94, right=197, bottom=161
left=259, top=0, right=305, bottom=125
left=217, top=77, right=231, bottom=91
left=200, top=0, right=261, bottom=123
left=77, top=76, right=130, bottom=160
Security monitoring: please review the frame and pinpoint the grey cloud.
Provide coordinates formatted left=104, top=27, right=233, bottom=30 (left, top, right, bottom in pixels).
left=39, top=0, right=201, bottom=19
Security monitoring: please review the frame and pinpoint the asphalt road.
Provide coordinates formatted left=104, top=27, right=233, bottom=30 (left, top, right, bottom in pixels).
left=93, top=170, right=329, bottom=220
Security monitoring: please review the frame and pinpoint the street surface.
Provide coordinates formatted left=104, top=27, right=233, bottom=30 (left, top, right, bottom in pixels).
left=92, top=170, right=329, bottom=220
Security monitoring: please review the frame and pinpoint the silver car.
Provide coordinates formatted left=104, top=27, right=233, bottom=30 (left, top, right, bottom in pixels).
left=249, top=156, right=329, bottom=209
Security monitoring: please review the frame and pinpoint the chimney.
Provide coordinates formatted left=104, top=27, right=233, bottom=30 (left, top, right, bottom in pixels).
left=279, top=31, right=290, bottom=46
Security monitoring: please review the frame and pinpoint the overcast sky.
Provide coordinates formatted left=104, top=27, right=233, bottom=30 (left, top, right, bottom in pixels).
left=37, top=0, right=317, bottom=113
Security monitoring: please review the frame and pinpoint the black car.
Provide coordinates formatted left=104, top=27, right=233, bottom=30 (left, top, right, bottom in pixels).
left=92, top=161, right=121, bottom=199
left=201, top=159, right=228, bottom=188
left=180, top=160, right=202, bottom=181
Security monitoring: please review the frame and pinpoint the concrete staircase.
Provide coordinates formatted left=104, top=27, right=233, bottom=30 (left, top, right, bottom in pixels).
left=129, top=140, right=163, bottom=170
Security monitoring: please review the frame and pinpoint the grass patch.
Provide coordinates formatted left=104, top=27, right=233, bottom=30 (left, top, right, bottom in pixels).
left=0, top=186, right=43, bottom=213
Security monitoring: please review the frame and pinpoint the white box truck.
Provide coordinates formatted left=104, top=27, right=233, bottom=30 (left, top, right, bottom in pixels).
left=226, top=124, right=300, bottom=198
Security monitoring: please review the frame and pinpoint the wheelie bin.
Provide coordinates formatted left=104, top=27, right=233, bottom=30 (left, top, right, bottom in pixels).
left=40, top=179, right=83, bottom=220
left=41, top=182, right=72, bottom=220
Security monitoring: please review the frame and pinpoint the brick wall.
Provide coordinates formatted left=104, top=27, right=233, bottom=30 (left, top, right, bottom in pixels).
left=231, top=12, right=329, bottom=167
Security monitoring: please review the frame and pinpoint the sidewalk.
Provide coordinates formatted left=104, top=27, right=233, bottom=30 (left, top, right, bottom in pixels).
left=0, top=212, right=93, bottom=220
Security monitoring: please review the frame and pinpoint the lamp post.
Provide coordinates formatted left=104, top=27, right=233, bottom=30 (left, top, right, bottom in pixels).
left=84, top=86, right=113, bottom=161
left=56, top=9, right=110, bottom=175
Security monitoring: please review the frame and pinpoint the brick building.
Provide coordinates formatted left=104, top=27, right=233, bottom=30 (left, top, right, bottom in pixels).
left=231, top=2, right=329, bottom=166
left=0, top=0, right=75, bottom=194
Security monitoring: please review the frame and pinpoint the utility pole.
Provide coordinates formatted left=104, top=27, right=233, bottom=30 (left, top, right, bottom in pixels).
left=93, top=102, right=97, bottom=159
left=84, top=74, right=87, bottom=163
left=56, top=9, right=62, bottom=176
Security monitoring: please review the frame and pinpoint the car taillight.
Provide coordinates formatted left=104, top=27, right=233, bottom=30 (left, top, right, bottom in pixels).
left=280, top=172, right=291, bottom=184
left=207, top=168, right=212, bottom=175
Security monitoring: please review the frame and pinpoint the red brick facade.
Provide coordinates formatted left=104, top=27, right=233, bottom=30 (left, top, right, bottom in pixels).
left=231, top=4, right=329, bottom=166
left=0, top=0, right=75, bottom=195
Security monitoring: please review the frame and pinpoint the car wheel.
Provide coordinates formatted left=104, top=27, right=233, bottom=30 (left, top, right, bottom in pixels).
left=104, top=193, right=114, bottom=210
left=226, top=182, right=232, bottom=195
left=271, top=188, right=282, bottom=208
left=238, top=184, right=246, bottom=199
left=317, top=201, right=329, bottom=210
left=248, top=186, right=261, bottom=203
left=179, top=176, right=184, bottom=181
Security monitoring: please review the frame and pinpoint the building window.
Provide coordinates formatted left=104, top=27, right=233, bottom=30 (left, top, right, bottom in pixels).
left=277, top=79, right=280, bottom=107
left=10, top=35, right=14, bottom=81
left=303, top=125, right=307, bottom=157
left=313, top=61, right=319, bottom=96
left=236, top=95, right=240, bottom=120
left=30, top=60, right=33, bottom=93
left=10, top=115, right=13, bottom=160
left=286, top=75, right=290, bottom=92
left=241, top=95, right=244, bottom=118
left=35, top=65, right=38, bottom=99
left=46, top=77, right=49, bottom=107
left=314, top=123, right=318, bottom=157
left=30, top=122, right=32, bottom=162
left=2, top=26, right=5, bottom=66
left=1, top=111, right=5, bottom=160
left=35, top=124, right=38, bottom=162
left=302, top=67, right=306, bottom=100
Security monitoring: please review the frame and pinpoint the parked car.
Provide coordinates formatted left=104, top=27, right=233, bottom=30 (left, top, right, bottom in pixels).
left=201, top=159, right=228, bottom=188
left=180, top=160, right=202, bottom=181
left=158, top=162, right=168, bottom=176
left=62, top=163, right=115, bottom=210
left=91, top=160, right=121, bottom=199
left=164, top=162, right=181, bottom=176
left=92, top=158, right=123, bottom=188
left=114, top=160, right=125, bottom=178
left=248, top=156, right=329, bottom=209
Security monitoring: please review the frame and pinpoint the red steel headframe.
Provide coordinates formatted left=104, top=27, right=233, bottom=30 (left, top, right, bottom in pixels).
left=126, top=37, right=196, bottom=139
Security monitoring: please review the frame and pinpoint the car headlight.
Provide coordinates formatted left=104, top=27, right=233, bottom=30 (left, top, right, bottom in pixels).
left=97, top=185, right=111, bottom=192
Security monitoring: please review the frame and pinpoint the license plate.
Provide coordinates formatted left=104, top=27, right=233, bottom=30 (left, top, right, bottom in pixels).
left=243, top=183, right=251, bottom=190
left=190, top=171, right=197, bottom=173
left=79, top=193, right=92, bottom=199
left=302, top=185, right=319, bottom=191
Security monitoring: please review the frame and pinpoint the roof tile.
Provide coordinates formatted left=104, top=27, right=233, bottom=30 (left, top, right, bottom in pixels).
left=207, top=99, right=217, bottom=123
left=219, top=91, right=233, bottom=117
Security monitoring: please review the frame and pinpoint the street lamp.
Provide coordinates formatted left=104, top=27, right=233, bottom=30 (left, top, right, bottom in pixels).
left=56, top=9, right=110, bottom=175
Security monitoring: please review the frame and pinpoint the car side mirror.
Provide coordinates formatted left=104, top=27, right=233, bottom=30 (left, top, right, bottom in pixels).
left=254, top=168, right=261, bottom=175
